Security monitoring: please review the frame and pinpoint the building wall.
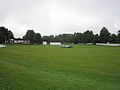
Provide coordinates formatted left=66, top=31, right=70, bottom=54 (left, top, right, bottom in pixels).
left=43, top=41, right=47, bottom=45
left=50, top=42, right=61, bottom=45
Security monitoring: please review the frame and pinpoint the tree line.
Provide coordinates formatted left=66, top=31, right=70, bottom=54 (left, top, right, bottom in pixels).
left=0, top=26, right=120, bottom=44
left=42, top=27, right=120, bottom=44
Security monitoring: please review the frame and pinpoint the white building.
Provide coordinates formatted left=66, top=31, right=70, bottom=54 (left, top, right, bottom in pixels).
left=9, top=39, right=30, bottom=44
left=0, top=45, right=7, bottom=48
left=43, top=41, right=47, bottom=45
left=50, top=42, right=61, bottom=45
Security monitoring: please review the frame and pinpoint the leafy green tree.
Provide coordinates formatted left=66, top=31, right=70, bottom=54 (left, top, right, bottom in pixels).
left=33, top=33, right=42, bottom=44
left=0, top=26, right=14, bottom=43
left=8, top=30, right=14, bottom=39
left=109, top=34, right=117, bottom=43
left=73, top=33, right=83, bottom=44
left=100, top=27, right=110, bottom=43
left=64, top=34, right=74, bottom=43
left=49, top=35, right=55, bottom=42
left=83, top=30, right=94, bottom=44
left=0, top=32, right=4, bottom=43
left=0, top=27, right=8, bottom=43
left=56, top=34, right=74, bottom=43
left=43, top=36, right=49, bottom=44
left=93, top=34, right=100, bottom=44
left=42, top=35, right=55, bottom=44
left=117, top=30, right=120, bottom=43
left=23, top=30, right=35, bottom=44
left=54, top=35, right=61, bottom=42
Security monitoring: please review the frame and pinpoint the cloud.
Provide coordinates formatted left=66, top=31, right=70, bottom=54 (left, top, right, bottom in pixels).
left=0, top=0, right=120, bottom=37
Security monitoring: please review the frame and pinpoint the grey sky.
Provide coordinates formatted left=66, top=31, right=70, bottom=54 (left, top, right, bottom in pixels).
left=0, top=0, right=120, bottom=38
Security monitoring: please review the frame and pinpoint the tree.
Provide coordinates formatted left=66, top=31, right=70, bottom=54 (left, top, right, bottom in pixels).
left=0, top=27, right=8, bottom=43
left=93, top=34, right=100, bottom=44
left=43, top=34, right=74, bottom=43
left=83, top=30, right=94, bottom=44
left=56, top=34, right=74, bottom=43
left=43, top=36, right=50, bottom=44
left=0, top=26, right=14, bottom=43
left=23, top=30, right=35, bottom=44
left=8, top=30, right=14, bottom=39
left=49, top=35, right=55, bottom=42
left=42, top=35, right=55, bottom=44
left=54, top=35, right=61, bottom=42
left=117, top=30, right=120, bottom=43
left=73, top=33, right=83, bottom=44
left=109, top=34, right=117, bottom=43
left=64, top=34, right=74, bottom=43
left=33, top=33, right=42, bottom=44
left=100, top=27, right=110, bottom=43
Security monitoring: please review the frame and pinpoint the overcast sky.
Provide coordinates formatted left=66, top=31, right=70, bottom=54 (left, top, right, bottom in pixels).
left=0, top=0, right=120, bottom=38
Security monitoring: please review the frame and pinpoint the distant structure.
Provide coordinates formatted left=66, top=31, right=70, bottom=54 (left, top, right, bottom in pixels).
left=107, top=42, right=110, bottom=44
left=50, top=42, right=61, bottom=45
left=9, top=39, right=30, bottom=44
left=96, top=43, right=120, bottom=46
left=43, top=41, right=47, bottom=45
left=0, top=45, right=7, bottom=48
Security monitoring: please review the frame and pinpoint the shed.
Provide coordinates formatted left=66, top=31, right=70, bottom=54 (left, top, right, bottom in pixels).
left=43, top=41, right=47, bottom=45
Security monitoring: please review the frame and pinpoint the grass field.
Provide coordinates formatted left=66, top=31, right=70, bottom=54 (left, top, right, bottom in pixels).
left=0, top=45, right=120, bottom=90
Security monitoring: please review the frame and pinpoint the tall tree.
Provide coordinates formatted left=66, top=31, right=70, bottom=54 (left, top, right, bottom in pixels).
left=8, top=30, right=14, bottom=39
left=117, top=30, right=120, bottom=43
left=23, top=30, right=35, bottom=44
left=0, top=27, right=8, bottom=43
left=83, top=30, right=94, bottom=44
left=100, top=27, right=110, bottom=43
left=0, top=26, right=14, bottom=43
left=33, top=33, right=42, bottom=44
left=73, top=33, right=83, bottom=44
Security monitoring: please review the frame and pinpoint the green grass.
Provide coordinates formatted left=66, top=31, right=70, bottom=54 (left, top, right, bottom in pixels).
left=0, top=45, right=120, bottom=90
